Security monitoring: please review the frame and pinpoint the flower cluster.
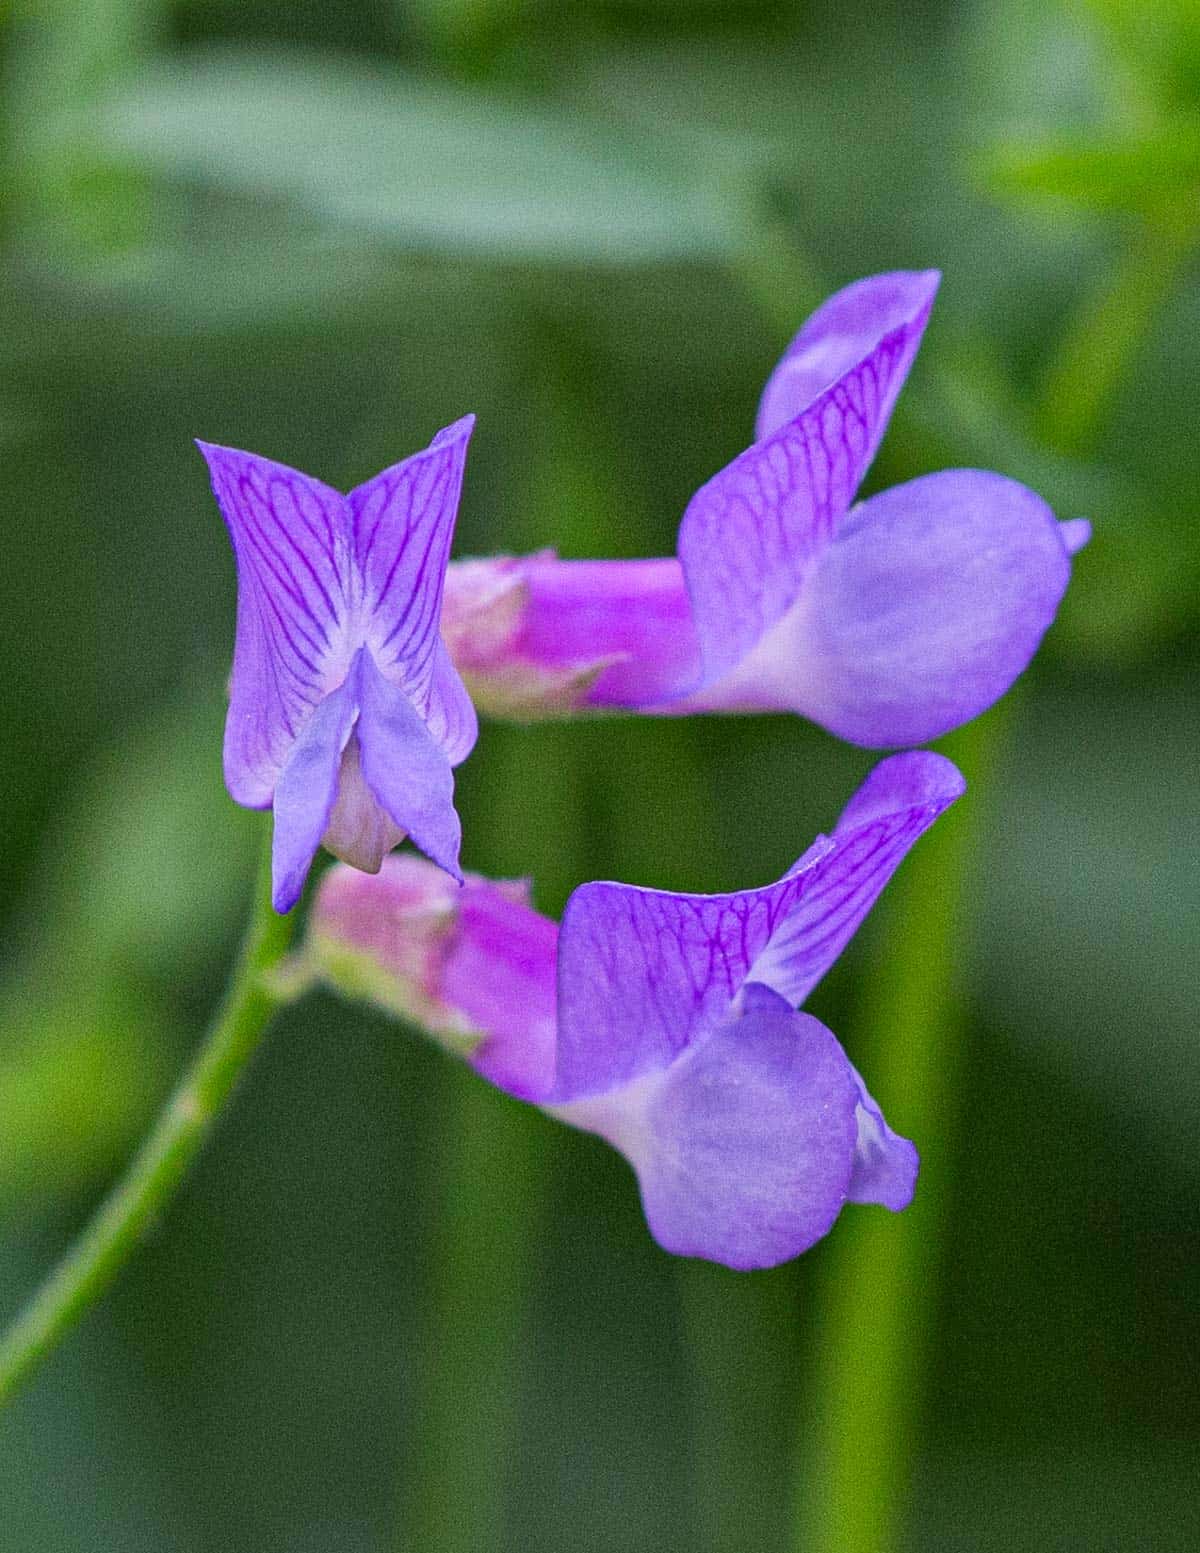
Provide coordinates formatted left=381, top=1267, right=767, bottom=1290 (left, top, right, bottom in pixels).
left=203, top=271, right=1086, bottom=1266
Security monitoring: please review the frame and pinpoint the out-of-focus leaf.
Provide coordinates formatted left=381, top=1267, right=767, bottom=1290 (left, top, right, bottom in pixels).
left=979, top=122, right=1200, bottom=216
left=0, top=693, right=256, bottom=1208
left=95, top=48, right=736, bottom=266
left=0, top=988, right=166, bottom=1208
left=32, top=692, right=257, bottom=982
left=1080, top=0, right=1200, bottom=110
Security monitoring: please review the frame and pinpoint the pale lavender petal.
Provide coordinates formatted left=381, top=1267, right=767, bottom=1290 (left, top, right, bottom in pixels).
left=678, top=280, right=938, bottom=683
left=351, top=415, right=474, bottom=725
left=354, top=647, right=462, bottom=882
left=776, top=469, right=1076, bottom=747
left=198, top=442, right=351, bottom=806
left=321, top=736, right=406, bottom=874
left=270, top=669, right=360, bottom=913
left=554, top=983, right=859, bottom=1269
left=846, top=1065, right=918, bottom=1211
left=1060, top=517, right=1092, bottom=556
left=748, top=752, right=965, bottom=1008
left=755, top=270, right=939, bottom=440
left=423, top=639, right=479, bottom=767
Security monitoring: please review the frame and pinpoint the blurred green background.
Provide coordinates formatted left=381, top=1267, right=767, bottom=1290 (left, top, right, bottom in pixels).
left=1, top=1, right=1197, bottom=1549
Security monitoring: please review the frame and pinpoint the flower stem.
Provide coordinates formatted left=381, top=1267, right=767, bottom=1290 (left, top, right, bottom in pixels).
left=793, top=708, right=1004, bottom=1553
left=0, top=825, right=296, bottom=1407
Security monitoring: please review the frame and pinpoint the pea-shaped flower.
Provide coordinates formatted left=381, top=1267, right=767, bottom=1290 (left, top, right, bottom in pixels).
left=200, top=418, right=477, bottom=912
left=442, top=272, right=1089, bottom=745
left=309, top=751, right=963, bottom=1268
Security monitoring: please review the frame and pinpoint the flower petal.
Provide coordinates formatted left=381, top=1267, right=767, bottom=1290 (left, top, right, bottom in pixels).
left=678, top=276, right=937, bottom=683
left=846, top=1065, right=918, bottom=1211
left=198, top=442, right=351, bottom=806
left=271, top=669, right=360, bottom=913
left=423, top=638, right=479, bottom=767
left=748, top=751, right=965, bottom=1008
left=778, top=469, right=1076, bottom=747
left=554, top=874, right=790, bottom=1100
left=555, top=753, right=962, bottom=1099
left=755, top=270, right=939, bottom=441
left=350, top=415, right=475, bottom=737
left=354, top=647, right=463, bottom=882
left=554, top=983, right=859, bottom=1269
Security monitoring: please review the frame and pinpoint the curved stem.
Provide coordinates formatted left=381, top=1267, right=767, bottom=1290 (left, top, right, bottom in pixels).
left=0, top=826, right=296, bottom=1407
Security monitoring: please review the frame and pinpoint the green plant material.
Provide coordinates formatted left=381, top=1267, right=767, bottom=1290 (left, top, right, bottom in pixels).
left=1079, top=0, right=1200, bottom=109
left=0, top=694, right=256, bottom=1208
left=5, top=0, right=163, bottom=252
left=95, top=48, right=737, bottom=267
left=0, top=829, right=296, bottom=1407
left=979, top=122, right=1200, bottom=218
left=0, top=988, right=165, bottom=1205
left=795, top=710, right=1005, bottom=1553
left=1035, top=212, right=1195, bottom=451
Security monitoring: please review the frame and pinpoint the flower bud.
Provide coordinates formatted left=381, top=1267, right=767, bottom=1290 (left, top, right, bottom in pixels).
left=440, top=552, right=700, bottom=718
left=307, top=853, right=558, bottom=1100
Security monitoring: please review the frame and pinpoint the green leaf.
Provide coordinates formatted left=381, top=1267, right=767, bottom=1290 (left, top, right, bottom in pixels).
left=1080, top=0, right=1200, bottom=110
left=979, top=121, right=1200, bottom=216
left=95, top=47, right=735, bottom=266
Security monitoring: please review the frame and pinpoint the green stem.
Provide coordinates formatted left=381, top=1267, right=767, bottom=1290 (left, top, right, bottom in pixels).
left=1036, top=212, right=1194, bottom=457
left=0, top=826, right=296, bottom=1407
left=406, top=1069, right=545, bottom=1551
left=793, top=709, right=1004, bottom=1553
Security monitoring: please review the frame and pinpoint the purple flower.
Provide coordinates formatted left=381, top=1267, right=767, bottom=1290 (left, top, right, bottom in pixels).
left=441, top=271, right=1089, bottom=745
left=200, top=418, right=477, bottom=912
left=308, top=750, right=964, bottom=1268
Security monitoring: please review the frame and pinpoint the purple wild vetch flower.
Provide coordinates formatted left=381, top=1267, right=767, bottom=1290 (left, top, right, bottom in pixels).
left=441, top=271, right=1089, bottom=745
left=308, top=750, right=965, bottom=1268
left=200, top=418, right=477, bottom=912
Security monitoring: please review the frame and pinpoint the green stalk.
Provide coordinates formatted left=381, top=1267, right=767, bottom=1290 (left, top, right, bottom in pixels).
left=793, top=710, right=1003, bottom=1553
left=783, top=192, right=1188, bottom=1553
left=0, top=827, right=296, bottom=1406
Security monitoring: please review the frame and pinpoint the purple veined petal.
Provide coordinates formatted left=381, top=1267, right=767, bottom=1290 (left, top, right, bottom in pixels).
left=678, top=279, right=937, bottom=684
left=354, top=646, right=463, bottom=882
left=763, top=469, right=1078, bottom=748
left=198, top=442, right=352, bottom=807
left=846, top=1064, right=918, bottom=1211
left=747, top=751, right=965, bottom=1009
left=271, top=669, right=361, bottom=913
left=552, top=983, right=859, bottom=1269
left=350, top=415, right=475, bottom=714
left=755, top=270, right=940, bottom=441
left=553, top=873, right=795, bottom=1101
left=554, top=752, right=963, bottom=1101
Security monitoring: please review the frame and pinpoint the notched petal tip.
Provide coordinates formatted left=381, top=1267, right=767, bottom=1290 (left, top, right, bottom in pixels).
left=1060, top=517, right=1092, bottom=556
left=431, top=411, right=476, bottom=448
left=835, top=750, right=966, bottom=834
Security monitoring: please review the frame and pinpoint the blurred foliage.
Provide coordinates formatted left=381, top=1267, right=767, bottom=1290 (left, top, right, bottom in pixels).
left=0, top=0, right=1197, bottom=1549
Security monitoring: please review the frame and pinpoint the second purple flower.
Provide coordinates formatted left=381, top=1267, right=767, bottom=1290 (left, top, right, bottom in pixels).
left=200, top=417, right=477, bottom=912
